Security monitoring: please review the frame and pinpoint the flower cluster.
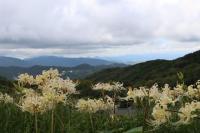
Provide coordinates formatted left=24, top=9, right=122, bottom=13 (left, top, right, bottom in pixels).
left=19, top=91, right=46, bottom=114
left=10, top=69, right=200, bottom=130
left=17, top=68, right=77, bottom=114
left=126, top=81, right=200, bottom=127
left=0, top=92, right=14, bottom=104
left=93, top=82, right=125, bottom=92
left=150, top=104, right=171, bottom=126
left=176, top=101, right=200, bottom=125
left=76, top=96, right=114, bottom=113
left=18, top=73, right=34, bottom=85
left=43, top=77, right=78, bottom=95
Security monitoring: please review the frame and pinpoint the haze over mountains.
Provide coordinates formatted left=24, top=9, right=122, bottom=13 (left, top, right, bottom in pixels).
left=0, top=56, right=115, bottom=67
left=0, top=56, right=126, bottom=80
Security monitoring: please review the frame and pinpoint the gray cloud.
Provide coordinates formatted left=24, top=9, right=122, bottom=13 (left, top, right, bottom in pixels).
left=0, top=0, right=200, bottom=58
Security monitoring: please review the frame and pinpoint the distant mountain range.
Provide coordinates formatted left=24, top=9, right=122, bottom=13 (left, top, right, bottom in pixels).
left=86, top=50, right=200, bottom=87
left=0, top=56, right=114, bottom=67
left=0, top=63, right=126, bottom=80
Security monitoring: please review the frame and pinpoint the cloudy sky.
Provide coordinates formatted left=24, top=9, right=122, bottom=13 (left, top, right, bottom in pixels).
left=0, top=0, right=200, bottom=61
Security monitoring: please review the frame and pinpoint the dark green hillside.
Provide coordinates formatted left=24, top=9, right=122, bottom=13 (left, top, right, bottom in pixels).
left=0, top=76, right=13, bottom=93
left=86, top=50, right=200, bottom=87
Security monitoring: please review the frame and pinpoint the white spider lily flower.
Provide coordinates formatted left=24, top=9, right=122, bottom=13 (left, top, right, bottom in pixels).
left=93, top=82, right=125, bottom=92
left=186, top=85, right=198, bottom=98
left=93, top=83, right=114, bottom=91
left=18, top=73, right=34, bottom=85
left=0, top=92, right=14, bottom=104
left=76, top=98, right=114, bottom=113
left=149, top=104, right=171, bottom=126
left=43, top=77, right=78, bottom=95
left=19, top=92, right=46, bottom=114
left=176, top=102, right=200, bottom=125
left=149, top=84, right=161, bottom=100
left=4, top=93, right=14, bottom=104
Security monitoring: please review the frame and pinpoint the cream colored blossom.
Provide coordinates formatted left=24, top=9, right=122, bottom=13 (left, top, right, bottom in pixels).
left=18, top=73, right=34, bottom=85
left=196, top=80, right=200, bottom=89
left=22, top=88, right=36, bottom=96
left=4, top=93, right=14, bottom=104
left=93, top=83, right=114, bottom=91
left=173, top=84, right=185, bottom=96
left=105, top=96, right=114, bottom=111
left=35, top=75, right=46, bottom=86
left=76, top=98, right=114, bottom=113
left=126, top=87, right=136, bottom=100
left=35, top=68, right=60, bottom=86
left=43, top=77, right=77, bottom=94
left=158, top=94, right=174, bottom=106
left=149, top=84, right=161, bottom=100
left=0, top=92, right=14, bottom=104
left=76, top=98, right=103, bottom=113
left=126, top=87, right=147, bottom=101
left=186, top=85, right=198, bottom=98
left=112, top=82, right=125, bottom=92
left=124, top=80, right=200, bottom=127
left=42, top=68, right=59, bottom=78
left=42, top=87, right=66, bottom=110
left=149, top=104, right=171, bottom=126
left=176, top=102, right=199, bottom=125
left=93, top=82, right=125, bottom=92
left=17, top=68, right=78, bottom=112
left=19, top=92, right=46, bottom=114
left=0, top=92, right=4, bottom=102
left=162, top=84, right=173, bottom=97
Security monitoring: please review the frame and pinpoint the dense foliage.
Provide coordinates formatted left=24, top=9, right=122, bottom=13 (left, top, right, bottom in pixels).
left=0, top=76, right=14, bottom=94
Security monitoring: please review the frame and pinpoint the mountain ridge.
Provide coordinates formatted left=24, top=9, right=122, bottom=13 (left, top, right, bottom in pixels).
left=0, top=63, right=126, bottom=80
left=86, top=50, right=200, bottom=87
left=0, top=56, right=114, bottom=67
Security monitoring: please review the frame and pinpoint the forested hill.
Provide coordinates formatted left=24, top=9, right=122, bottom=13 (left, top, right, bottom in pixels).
left=86, top=50, right=200, bottom=87
left=0, top=76, right=13, bottom=93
